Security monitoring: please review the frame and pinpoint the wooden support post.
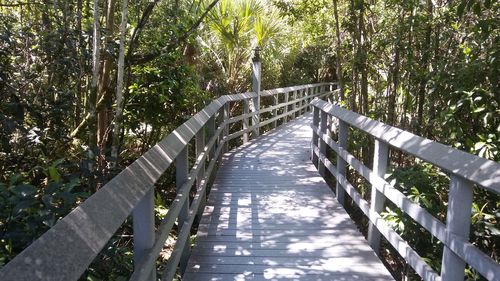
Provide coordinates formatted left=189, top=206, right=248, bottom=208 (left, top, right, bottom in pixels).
left=312, top=106, right=319, bottom=165
left=336, top=120, right=348, bottom=206
left=207, top=115, right=215, bottom=160
left=318, top=110, right=328, bottom=176
left=441, top=175, right=474, bottom=281
left=251, top=47, right=261, bottom=138
left=222, top=102, right=229, bottom=153
left=368, top=139, right=388, bottom=253
left=195, top=127, right=206, bottom=218
left=243, top=99, right=249, bottom=143
left=309, top=87, right=315, bottom=111
left=132, top=188, right=156, bottom=281
left=175, top=146, right=190, bottom=273
left=293, top=90, right=297, bottom=119
left=284, top=91, right=289, bottom=123
left=273, top=94, right=278, bottom=128
left=299, top=88, right=309, bottom=113
left=298, top=90, right=304, bottom=116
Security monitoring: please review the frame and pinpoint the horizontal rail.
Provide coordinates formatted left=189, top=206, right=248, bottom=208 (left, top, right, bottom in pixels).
left=311, top=144, right=441, bottom=281
left=310, top=98, right=500, bottom=281
left=0, top=82, right=335, bottom=281
left=310, top=99, right=500, bottom=192
left=312, top=126, right=447, bottom=242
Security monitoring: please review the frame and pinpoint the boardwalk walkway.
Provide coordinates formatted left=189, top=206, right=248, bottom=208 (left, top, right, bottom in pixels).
left=184, top=114, right=395, bottom=281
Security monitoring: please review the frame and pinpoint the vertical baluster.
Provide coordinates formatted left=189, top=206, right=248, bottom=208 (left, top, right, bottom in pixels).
left=284, top=91, right=289, bottom=123
left=300, top=89, right=305, bottom=115
left=318, top=110, right=328, bottom=176
left=312, top=106, right=320, bottom=165
left=207, top=115, right=215, bottom=160
left=273, top=93, right=278, bottom=128
left=175, top=146, right=190, bottom=273
left=222, top=102, right=229, bottom=153
left=243, top=99, right=249, bottom=143
left=293, top=90, right=297, bottom=119
left=133, top=188, right=156, bottom=280
left=336, top=120, right=348, bottom=206
left=367, top=139, right=388, bottom=253
left=307, top=87, right=313, bottom=112
left=441, top=175, right=473, bottom=281
left=195, top=126, right=206, bottom=218
left=302, top=89, right=306, bottom=114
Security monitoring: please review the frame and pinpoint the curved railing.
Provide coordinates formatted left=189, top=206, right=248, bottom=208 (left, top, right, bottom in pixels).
left=0, top=83, right=335, bottom=281
left=310, top=98, right=500, bottom=281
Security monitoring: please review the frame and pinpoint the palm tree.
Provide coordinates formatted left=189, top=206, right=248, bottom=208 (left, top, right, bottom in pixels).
left=200, top=0, right=284, bottom=93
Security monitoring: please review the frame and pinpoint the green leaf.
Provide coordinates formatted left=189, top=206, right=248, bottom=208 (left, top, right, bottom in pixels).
left=472, top=107, right=485, bottom=113
left=474, top=142, right=485, bottom=150
left=13, top=200, right=36, bottom=214
left=473, top=2, right=481, bottom=16
left=12, top=185, right=37, bottom=197
left=48, top=166, right=60, bottom=182
left=457, top=0, right=466, bottom=17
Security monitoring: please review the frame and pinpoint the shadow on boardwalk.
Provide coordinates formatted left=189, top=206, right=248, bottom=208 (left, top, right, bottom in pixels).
left=184, top=114, right=395, bottom=281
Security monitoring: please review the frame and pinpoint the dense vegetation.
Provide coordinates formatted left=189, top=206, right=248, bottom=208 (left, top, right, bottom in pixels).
left=0, top=0, right=498, bottom=280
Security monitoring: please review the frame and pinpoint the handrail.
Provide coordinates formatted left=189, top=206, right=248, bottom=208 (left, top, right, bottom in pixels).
left=310, top=98, right=500, bottom=281
left=0, top=82, right=335, bottom=281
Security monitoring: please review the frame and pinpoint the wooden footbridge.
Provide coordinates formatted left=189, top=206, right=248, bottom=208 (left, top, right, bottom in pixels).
left=1, top=83, right=499, bottom=281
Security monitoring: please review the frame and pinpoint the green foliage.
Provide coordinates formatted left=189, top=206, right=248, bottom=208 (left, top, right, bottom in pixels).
left=0, top=160, right=89, bottom=266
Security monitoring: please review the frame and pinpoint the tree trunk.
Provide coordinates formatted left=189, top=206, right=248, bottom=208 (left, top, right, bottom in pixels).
left=88, top=0, right=101, bottom=172
left=111, top=0, right=129, bottom=167
left=388, top=11, right=404, bottom=126
left=349, top=0, right=358, bottom=112
left=358, top=1, right=368, bottom=116
left=97, top=0, right=116, bottom=156
left=332, top=0, right=345, bottom=101
left=417, top=0, right=433, bottom=135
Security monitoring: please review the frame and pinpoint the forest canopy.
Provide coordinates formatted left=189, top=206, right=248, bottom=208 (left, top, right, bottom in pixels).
left=0, top=0, right=498, bottom=280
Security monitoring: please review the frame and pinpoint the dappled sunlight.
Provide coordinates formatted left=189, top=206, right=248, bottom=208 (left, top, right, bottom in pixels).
left=185, top=114, right=394, bottom=280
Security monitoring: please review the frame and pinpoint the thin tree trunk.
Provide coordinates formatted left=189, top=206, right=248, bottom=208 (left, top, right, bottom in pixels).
left=332, top=0, right=345, bottom=101
left=88, top=0, right=101, bottom=172
left=111, top=0, right=129, bottom=167
left=359, top=1, right=368, bottom=116
left=388, top=11, right=404, bottom=126
left=417, top=0, right=433, bottom=135
left=349, top=0, right=358, bottom=112
left=97, top=0, right=116, bottom=154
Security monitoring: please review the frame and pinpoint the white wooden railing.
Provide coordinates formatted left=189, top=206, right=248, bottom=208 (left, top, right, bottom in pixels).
left=310, top=98, right=500, bottom=281
left=0, top=83, right=335, bottom=281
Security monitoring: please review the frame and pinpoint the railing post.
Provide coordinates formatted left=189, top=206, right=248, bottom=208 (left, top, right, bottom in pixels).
left=133, top=188, right=156, bottom=281
left=273, top=93, right=278, bottom=128
left=318, top=110, right=328, bottom=176
left=299, top=89, right=304, bottom=116
left=293, top=90, right=298, bottom=119
left=312, top=106, right=320, bottom=164
left=251, top=47, right=261, bottom=138
left=207, top=115, right=215, bottom=160
left=222, top=102, right=229, bottom=153
left=284, top=91, right=289, bottom=124
left=336, top=120, right=348, bottom=206
left=175, top=146, right=190, bottom=273
left=243, top=99, right=249, bottom=143
left=367, top=139, right=388, bottom=253
left=308, top=88, right=313, bottom=111
left=441, top=175, right=473, bottom=281
left=301, top=89, right=306, bottom=114
left=195, top=127, right=206, bottom=218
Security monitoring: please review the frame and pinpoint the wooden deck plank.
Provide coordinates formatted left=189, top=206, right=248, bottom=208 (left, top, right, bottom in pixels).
left=186, top=114, right=394, bottom=281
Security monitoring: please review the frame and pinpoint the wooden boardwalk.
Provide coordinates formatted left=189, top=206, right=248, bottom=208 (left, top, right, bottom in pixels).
left=184, top=114, right=395, bottom=281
